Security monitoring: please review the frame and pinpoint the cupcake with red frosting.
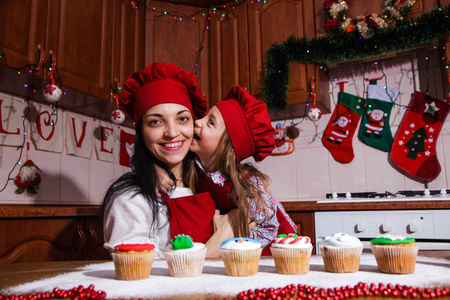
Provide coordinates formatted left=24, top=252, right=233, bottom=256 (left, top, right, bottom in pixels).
left=371, top=234, right=418, bottom=274
left=320, top=233, right=363, bottom=273
left=270, top=233, right=313, bottom=275
left=111, top=243, right=156, bottom=280
left=164, top=234, right=207, bottom=277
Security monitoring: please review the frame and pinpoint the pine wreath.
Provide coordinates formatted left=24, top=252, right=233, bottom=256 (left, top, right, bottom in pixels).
left=262, top=3, right=450, bottom=112
left=323, top=0, right=416, bottom=38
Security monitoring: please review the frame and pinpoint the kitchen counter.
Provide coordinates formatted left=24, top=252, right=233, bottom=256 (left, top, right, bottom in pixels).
left=281, top=199, right=450, bottom=212
left=1, top=198, right=449, bottom=219
left=1, top=251, right=449, bottom=300
left=0, top=205, right=102, bottom=218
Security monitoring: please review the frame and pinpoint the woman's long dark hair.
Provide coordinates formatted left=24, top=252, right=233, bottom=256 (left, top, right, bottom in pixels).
left=101, top=118, right=197, bottom=227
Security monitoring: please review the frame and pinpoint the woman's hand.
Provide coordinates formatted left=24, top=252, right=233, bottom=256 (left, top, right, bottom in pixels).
left=205, top=209, right=239, bottom=258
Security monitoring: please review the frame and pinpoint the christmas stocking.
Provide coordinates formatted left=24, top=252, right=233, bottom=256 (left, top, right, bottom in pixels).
left=358, top=84, right=399, bottom=152
left=322, top=92, right=365, bottom=163
left=390, top=92, right=450, bottom=182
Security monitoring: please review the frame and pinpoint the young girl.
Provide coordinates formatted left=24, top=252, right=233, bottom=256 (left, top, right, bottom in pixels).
left=190, top=85, right=297, bottom=254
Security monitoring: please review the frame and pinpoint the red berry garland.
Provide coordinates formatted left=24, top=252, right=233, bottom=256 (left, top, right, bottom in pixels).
left=1, top=283, right=449, bottom=300
left=234, top=283, right=450, bottom=300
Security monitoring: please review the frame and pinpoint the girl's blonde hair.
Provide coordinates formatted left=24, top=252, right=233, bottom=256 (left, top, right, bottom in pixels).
left=214, top=130, right=269, bottom=237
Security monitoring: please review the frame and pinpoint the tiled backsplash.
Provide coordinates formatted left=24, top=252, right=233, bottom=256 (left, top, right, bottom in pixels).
left=0, top=50, right=448, bottom=205
left=261, top=51, right=450, bottom=202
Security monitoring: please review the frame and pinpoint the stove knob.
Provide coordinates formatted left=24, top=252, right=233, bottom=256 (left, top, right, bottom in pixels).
left=380, top=223, right=391, bottom=233
left=407, top=223, right=419, bottom=233
left=345, top=192, right=351, bottom=199
left=355, top=223, right=366, bottom=233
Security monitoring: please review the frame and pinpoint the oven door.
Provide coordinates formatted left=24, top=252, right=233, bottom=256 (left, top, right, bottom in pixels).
left=314, top=210, right=450, bottom=254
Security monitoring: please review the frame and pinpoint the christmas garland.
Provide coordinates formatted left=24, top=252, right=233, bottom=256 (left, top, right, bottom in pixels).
left=263, top=4, right=450, bottom=111
left=323, top=0, right=416, bottom=39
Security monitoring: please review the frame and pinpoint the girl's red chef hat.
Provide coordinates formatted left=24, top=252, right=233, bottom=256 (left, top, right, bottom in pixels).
left=121, top=63, right=208, bottom=124
left=216, top=85, right=275, bottom=162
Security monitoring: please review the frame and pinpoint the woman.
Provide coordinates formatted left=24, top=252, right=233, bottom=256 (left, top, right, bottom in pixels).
left=102, top=63, right=235, bottom=259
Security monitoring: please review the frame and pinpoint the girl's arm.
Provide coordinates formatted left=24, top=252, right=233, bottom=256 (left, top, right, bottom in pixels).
left=247, top=176, right=280, bottom=247
left=154, top=165, right=179, bottom=197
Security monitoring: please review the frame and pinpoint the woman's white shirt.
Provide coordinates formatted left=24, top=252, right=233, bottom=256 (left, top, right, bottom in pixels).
left=103, top=187, right=194, bottom=259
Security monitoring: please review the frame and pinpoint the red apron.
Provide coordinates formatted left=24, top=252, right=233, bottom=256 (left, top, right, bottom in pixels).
left=197, top=171, right=296, bottom=255
left=164, top=192, right=216, bottom=244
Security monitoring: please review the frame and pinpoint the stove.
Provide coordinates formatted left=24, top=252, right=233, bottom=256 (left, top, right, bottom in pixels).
left=314, top=189, right=450, bottom=253
left=318, top=189, right=450, bottom=203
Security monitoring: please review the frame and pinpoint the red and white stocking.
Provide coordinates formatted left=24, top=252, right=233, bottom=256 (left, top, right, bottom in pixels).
left=390, top=92, right=450, bottom=182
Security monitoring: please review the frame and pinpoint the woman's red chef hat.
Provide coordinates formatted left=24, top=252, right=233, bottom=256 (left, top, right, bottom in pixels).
left=215, top=85, right=275, bottom=162
left=122, top=63, right=208, bottom=124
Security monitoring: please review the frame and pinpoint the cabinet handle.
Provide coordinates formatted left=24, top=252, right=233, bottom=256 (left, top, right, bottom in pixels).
left=88, top=224, right=97, bottom=259
left=76, top=225, right=86, bottom=260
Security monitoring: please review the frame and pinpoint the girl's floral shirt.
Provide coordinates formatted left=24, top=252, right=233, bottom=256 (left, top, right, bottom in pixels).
left=196, top=160, right=297, bottom=247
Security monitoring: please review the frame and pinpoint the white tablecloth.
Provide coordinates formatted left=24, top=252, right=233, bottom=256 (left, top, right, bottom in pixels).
left=3, top=254, right=450, bottom=299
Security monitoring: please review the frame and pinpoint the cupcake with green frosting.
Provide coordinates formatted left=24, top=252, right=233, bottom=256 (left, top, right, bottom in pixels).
left=370, top=234, right=418, bottom=274
left=163, top=234, right=207, bottom=277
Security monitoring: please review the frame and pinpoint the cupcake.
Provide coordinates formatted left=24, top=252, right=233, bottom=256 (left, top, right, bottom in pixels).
left=371, top=234, right=418, bottom=274
left=111, top=243, right=156, bottom=280
left=270, top=233, right=312, bottom=275
left=163, top=234, right=207, bottom=277
left=220, top=237, right=262, bottom=276
left=319, top=233, right=363, bottom=273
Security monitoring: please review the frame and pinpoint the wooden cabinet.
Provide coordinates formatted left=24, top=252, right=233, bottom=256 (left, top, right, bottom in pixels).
left=209, top=0, right=319, bottom=106
left=0, top=0, right=144, bottom=102
left=0, top=216, right=109, bottom=264
left=285, top=211, right=316, bottom=252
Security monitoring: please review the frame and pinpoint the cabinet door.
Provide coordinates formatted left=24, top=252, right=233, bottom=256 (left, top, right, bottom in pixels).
left=111, top=0, right=145, bottom=91
left=286, top=212, right=315, bottom=251
left=0, top=218, right=83, bottom=263
left=84, top=217, right=110, bottom=260
left=248, top=0, right=316, bottom=103
left=46, top=0, right=114, bottom=101
left=209, top=3, right=250, bottom=105
left=0, top=0, right=48, bottom=73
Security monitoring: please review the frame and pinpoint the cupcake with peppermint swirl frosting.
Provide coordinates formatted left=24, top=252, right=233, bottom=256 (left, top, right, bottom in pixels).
left=163, top=234, right=207, bottom=277
left=270, top=233, right=313, bottom=275
left=370, top=234, right=418, bottom=274
left=320, top=233, right=363, bottom=273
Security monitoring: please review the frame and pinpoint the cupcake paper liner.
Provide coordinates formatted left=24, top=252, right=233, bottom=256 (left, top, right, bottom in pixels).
left=270, top=246, right=312, bottom=275
left=111, top=250, right=156, bottom=280
left=320, top=245, right=363, bottom=273
left=371, top=243, right=418, bottom=274
left=219, top=248, right=262, bottom=276
left=164, top=247, right=207, bottom=277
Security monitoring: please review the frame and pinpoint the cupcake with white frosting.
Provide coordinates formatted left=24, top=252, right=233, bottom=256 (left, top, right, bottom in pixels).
left=219, top=237, right=262, bottom=276
left=270, top=233, right=313, bottom=274
left=163, top=234, right=207, bottom=277
left=370, top=234, right=418, bottom=274
left=320, top=233, right=363, bottom=273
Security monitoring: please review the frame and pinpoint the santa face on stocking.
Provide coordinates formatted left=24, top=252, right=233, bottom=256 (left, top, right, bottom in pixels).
left=326, top=116, right=351, bottom=145
left=364, top=109, right=387, bottom=138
